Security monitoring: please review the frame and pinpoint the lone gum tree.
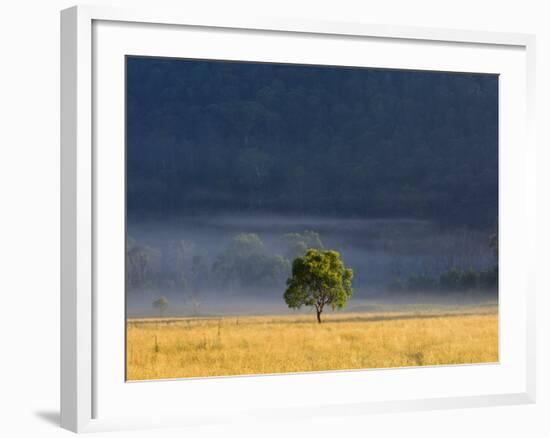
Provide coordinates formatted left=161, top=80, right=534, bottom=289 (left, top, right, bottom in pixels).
left=284, top=249, right=353, bottom=323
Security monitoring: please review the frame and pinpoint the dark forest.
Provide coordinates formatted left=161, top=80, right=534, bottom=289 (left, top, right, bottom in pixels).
left=127, top=57, right=498, bottom=228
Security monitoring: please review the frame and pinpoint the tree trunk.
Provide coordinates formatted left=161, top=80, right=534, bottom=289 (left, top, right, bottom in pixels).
left=316, top=309, right=322, bottom=324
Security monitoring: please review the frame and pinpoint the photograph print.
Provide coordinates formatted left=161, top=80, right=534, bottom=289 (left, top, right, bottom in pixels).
left=125, top=56, right=498, bottom=381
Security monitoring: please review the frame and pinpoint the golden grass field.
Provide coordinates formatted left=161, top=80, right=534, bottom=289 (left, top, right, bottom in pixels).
left=126, top=305, right=498, bottom=381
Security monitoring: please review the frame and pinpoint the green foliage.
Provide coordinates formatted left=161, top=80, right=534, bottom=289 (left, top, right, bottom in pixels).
left=284, top=230, right=324, bottom=259
left=226, top=233, right=265, bottom=257
left=284, top=249, right=353, bottom=323
left=393, top=265, right=497, bottom=294
left=439, top=267, right=479, bottom=291
left=390, top=226, right=498, bottom=294
left=153, top=296, right=169, bottom=316
left=213, top=233, right=290, bottom=289
left=439, top=267, right=498, bottom=291
left=439, top=268, right=465, bottom=291
left=164, top=239, right=194, bottom=290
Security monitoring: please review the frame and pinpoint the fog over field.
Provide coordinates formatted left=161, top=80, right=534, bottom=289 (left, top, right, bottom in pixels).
left=126, top=214, right=496, bottom=317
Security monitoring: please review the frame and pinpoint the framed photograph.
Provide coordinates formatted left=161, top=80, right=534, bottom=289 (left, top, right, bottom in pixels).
left=61, top=5, right=536, bottom=433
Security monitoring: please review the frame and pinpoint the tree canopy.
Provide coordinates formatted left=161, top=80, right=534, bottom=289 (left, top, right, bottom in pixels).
left=212, top=233, right=290, bottom=290
left=284, top=249, right=353, bottom=323
left=284, top=230, right=324, bottom=259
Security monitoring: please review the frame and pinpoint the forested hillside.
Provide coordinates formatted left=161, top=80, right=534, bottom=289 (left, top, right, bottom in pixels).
left=127, top=57, right=498, bottom=229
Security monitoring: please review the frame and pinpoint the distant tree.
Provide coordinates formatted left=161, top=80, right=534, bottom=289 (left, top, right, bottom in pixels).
left=246, top=254, right=291, bottom=287
left=152, top=296, right=169, bottom=317
left=284, top=249, right=353, bottom=323
left=439, top=267, right=478, bottom=292
left=213, top=233, right=290, bottom=290
left=212, top=233, right=264, bottom=287
left=284, top=230, right=323, bottom=259
left=126, top=238, right=161, bottom=290
left=164, top=240, right=208, bottom=313
left=164, top=239, right=195, bottom=290
left=228, top=233, right=265, bottom=256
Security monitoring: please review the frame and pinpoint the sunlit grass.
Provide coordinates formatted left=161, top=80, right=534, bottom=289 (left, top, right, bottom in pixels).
left=126, top=306, right=498, bottom=380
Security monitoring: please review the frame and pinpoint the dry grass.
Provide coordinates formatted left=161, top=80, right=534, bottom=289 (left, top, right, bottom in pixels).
left=126, top=306, right=498, bottom=381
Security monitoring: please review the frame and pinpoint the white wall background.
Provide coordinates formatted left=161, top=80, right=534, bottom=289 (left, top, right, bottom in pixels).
left=0, top=1, right=547, bottom=437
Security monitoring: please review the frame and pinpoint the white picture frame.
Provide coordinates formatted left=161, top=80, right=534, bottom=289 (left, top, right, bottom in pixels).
left=60, top=4, right=537, bottom=433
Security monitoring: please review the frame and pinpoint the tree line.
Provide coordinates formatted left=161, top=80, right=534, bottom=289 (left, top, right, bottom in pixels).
left=128, top=224, right=497, bottom=301
left=126, top=230, right=325, bottom=296
left=388, top=227, right=498, bottom=294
